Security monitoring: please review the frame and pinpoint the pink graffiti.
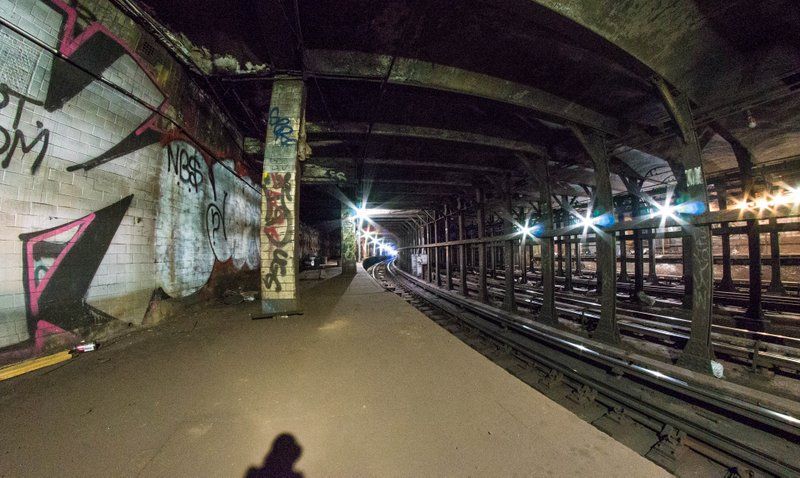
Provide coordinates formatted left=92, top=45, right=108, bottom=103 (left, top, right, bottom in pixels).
left=50, top=0, right=168, bottom=137
left=24, top=212, right=95, bottom=316
left=34, top=319, right=69, bottom=352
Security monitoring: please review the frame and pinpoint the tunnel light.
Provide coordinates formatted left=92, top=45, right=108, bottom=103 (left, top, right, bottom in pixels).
left=789, top=187, right=800, bottom=204
left=674, top=200, right=706, bottom=216
left=593, top=212, right=615, bottom=228
left=772, top=193, right=790, bottom=207
left=653, top=199, right=705, bottom=221
left=755, top=196, right=770, bottom=211
left=736, top=198, right=749, bottom=210
left=530, top=223, right=545, bottom=237
left=518, top=222, right=545, bottom=238
left=656, top=203, right=676, bottom=219
left=353, top=207, right=369, bottom=220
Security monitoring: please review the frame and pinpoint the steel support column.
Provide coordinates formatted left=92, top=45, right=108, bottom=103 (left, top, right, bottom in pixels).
left=654, top=79, right=716, bottom=373
left=458, top=198, right=468, bottom=296
left=427, top=220, right=434, bottom=283
left=434, top=211, right=441, bottom=287
left=716, top=187, right=736, bottom=291
left=618, top=211, right=630, bottom=282
left=556, top=231, right=564, bottom=276
left=681, top=234, right=693, bottom=308
left=767, top=216, right=786, bottom=295
left=476, top=188, right=488, bottom=303
left=502, top=192, right=517, bottom=313
left=633, top=199, right=645, bottom=296
left=564, top=234, right=573, bottom=291
left=572, top=128, right=620, bottom=345
left=444, top=205, right=453, bottom=290
left=489, top=215, right=496, bottom=278
left=524, top=157, right=556, bottom=326
left=647, top=215, right=659, bottom=284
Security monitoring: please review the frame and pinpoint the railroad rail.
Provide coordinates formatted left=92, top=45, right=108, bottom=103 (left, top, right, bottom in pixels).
left=370, top=259, right=800, bottom=477
left=457, top=272, right=800, bottom=374
left=488, top=268, right=800, bottom=313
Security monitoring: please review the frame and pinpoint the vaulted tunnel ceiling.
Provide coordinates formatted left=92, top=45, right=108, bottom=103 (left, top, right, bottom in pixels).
left=137, top=0, right=800, bottom=234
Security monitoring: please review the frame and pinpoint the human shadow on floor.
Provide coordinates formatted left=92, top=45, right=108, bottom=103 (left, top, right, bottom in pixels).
left=244, top=433, right=303, bottom=478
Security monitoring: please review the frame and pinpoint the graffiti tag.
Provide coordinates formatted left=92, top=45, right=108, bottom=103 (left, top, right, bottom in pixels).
left=268, top=107, right=296, bottom=146
left=263, top=172, right=293, bottom=246
left=261, top=172, right=294, bottom=292
left=0, top=84, right=50, bottom=175
left=262, top=249, right=289, bottom=292
left=165, top=142, right=205, bottom=192
left=206, top=192, right=228, bottom=260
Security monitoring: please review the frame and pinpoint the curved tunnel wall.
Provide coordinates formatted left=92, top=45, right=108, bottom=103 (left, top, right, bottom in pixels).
left=0, top=0, right=260, bottom=357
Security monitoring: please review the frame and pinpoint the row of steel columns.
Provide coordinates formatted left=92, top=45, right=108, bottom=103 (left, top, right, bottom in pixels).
left=398, top=84, right=799, bottom=374
left=399, top=100, right=718, bottom=375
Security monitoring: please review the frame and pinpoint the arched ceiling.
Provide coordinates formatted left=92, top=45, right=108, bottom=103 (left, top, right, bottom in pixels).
left=137, top=0, right=800, bottom=233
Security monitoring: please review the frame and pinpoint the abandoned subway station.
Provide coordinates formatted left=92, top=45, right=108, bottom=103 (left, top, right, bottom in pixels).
left=2, top=0, right=800, bottom=476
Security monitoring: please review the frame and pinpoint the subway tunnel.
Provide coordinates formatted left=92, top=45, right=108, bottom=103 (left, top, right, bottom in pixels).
left=0, top=0, right=799, bottom=476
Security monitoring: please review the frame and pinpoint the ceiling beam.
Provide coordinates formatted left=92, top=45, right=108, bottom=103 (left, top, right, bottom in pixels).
left=367, top=178, right=472, bottom=187
left=362, top=158, right=508, bottom=174
left=304, top=49, right=621, bottom=136
left=307, top=121, right=546, bottom=156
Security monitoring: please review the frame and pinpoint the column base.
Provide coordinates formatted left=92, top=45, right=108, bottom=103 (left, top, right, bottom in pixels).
left=715, top=279, right=736, bottom=292
left=736, top=313, right=770, bottom=330
left=260, top=299, right=300, bottom=316
left=592, top=325, right=621, bottom=346
left=676, top=342, right=714, bottom=375
left=767, top=283, right=787, bottom=296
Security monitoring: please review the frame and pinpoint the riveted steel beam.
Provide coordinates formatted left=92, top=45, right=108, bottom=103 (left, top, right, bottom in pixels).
left=304, top=50, right=621, bottom=136
left=307, top=121, right=547, bottom=156
left=571, top=126, right=621, bottom=346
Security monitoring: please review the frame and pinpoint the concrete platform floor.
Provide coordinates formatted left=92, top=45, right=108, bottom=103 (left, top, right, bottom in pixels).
left=0, top=266, right=670, bottom=477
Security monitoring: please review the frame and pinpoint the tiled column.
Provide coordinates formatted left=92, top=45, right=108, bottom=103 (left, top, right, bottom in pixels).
left=261, top=79, right=306, bottom=315
left=341, top=206, right=357, bottom=274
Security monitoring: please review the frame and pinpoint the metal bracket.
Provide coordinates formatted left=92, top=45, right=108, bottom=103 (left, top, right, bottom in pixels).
left=568, top=384, right=598, bottom=406
left=540, top=368, right=563, bottom=389
left=645, top=424, right=686, bottom=472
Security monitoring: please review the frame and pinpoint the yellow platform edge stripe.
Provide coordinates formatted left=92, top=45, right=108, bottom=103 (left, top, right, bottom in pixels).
left=0, top=350, right=72, bottom=381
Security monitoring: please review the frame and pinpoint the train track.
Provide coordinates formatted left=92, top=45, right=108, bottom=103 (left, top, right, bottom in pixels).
left=369, top=259, right=800, bottom=477
left=510, top=268, right=800, bottom=313
left=448, top=272, right=800, bottom=374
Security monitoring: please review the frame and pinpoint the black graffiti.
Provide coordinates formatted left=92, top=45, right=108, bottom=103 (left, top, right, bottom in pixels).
left=47, top=0, right=164, bottom=172
left=262, top=249, right=289, bottom=292
left=263, top=172, right=293, bottom=247
left=18, top=195, right=132, bottom=338
left=166, top=143, right=204, bottom=192
left=206, top=192, right=228, bottom=260
left=268, top=107, right=296, bottom=146
left=0, top=84, right=50, bottom=175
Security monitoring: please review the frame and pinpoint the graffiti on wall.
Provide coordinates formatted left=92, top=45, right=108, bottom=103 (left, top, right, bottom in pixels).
left=0, top=84, right=50, bottom=174
left=45, top=0, right=167, bottom=172
left=0, top=0, right=259, bottom=353
left=157, top=141, right=259, bottom=298
left=268, top=107, right=297, bottom=147
left=341, top=212, right=356, bottom=264
left=166, top=140, right=205, bottom=193
left=19, top=195, right=132, bottom=350
left=261, top=172, right=293, bottom=292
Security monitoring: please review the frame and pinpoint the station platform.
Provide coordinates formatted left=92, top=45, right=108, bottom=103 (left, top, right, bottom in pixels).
left=0, top=266, right=668, bottom=477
